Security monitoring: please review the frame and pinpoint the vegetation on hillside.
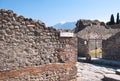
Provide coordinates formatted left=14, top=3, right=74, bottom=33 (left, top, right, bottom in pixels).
left=107, top=13, right=120, bottom=25
left=89, top=48, right=102, bottom=58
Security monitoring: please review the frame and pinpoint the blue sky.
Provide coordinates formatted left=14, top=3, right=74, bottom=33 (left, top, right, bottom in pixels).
left=0, top=0, right=120, bottom=26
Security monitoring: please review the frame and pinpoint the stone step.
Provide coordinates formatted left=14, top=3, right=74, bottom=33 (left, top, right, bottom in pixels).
left=104, top=74, right=120, bottom=81
left=116, top=69, right=120, bottom=75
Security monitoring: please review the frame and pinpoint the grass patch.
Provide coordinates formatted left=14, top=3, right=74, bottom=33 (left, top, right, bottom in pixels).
left=89, top=48, right=102, bottom=58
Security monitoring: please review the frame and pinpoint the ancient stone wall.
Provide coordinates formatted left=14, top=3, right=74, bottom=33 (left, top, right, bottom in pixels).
left=76, top=19, right=120, bottom=40
left=88, top=39, right=102, bottom=50
left=108, top=24, right=120, bottom=29
left=77, top=37, right=88, bottom=57
left=0, top=9, right=77, bottom=81
left=102, top=32, right=120, bottom=61
left=76, top=19, right=120, bottom=58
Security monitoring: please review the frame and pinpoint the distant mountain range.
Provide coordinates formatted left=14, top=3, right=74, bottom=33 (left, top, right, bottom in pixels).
left=53, top=21, right=76, bottom=29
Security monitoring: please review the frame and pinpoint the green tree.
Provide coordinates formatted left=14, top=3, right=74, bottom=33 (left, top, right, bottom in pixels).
left=109, top=14, right=115, bottom=25
left=116, top=13, right=120, bottom=24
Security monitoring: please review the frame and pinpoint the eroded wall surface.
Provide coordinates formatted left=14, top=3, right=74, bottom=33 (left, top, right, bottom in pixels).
left=102, top=32, right=120, bottom=61
left=0, top=9, right=77, bottom=81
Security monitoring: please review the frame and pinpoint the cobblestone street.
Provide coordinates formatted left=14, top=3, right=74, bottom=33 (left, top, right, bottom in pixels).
left=76, top=62, right=119, bottom=81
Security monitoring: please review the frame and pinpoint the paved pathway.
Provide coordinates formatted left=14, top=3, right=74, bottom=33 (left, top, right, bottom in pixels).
left=76, top=62, right=120, bottom=81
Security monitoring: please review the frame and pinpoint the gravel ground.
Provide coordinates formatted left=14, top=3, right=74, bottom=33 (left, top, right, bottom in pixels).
left=76, top=62, right=119, bottom=81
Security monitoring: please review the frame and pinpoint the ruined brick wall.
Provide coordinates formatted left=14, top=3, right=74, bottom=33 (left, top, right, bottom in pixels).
left=102, top=32, right=120, bottom=61
left=0, top=9, right=77, bottom=81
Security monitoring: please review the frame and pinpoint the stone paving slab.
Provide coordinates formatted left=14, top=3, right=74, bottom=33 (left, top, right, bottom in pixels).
left=76, top=62, right=119, bottom=81
left=104, top=74, right=120, bottom=81
left=116, top=69, right=120, bottom=75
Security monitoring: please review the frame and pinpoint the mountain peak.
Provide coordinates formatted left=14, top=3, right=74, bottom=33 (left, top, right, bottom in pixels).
left=60, top=21, right=66, bottom=24
left=53, top=21, right=76, bottom=30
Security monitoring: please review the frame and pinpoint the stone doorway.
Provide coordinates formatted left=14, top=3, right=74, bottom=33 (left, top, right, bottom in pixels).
left=88, top=39, right=103, bottom=58
left=77, top=38, right=103, bottom=59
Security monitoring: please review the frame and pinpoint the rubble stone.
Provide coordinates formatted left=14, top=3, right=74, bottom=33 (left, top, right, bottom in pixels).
left=0, top=9, right=77, bottom=81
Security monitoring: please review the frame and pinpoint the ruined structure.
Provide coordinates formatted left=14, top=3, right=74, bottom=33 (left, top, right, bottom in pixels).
left=102, top=31, right=120, bottom=61
left=77, top=38, right=88, bottom=57
left=75, top=19, right=120, bottom=57
left=0, top=9, right=77, bottom=81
